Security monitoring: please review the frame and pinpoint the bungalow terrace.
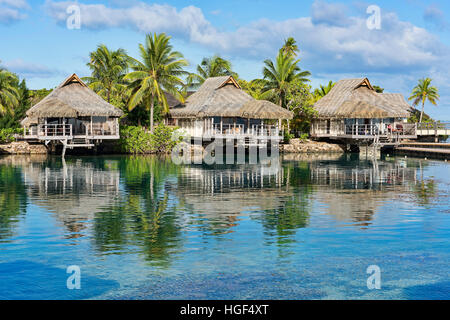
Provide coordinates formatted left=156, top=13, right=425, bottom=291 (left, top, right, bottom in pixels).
left=310, top=78, right=415, bottom=147
left=21, top=74, right=124, bottom=155
left=167, top=76, right=293, bottom=148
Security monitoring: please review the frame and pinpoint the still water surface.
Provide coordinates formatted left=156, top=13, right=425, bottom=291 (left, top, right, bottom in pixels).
left=0, top=154, right=449, bottom=299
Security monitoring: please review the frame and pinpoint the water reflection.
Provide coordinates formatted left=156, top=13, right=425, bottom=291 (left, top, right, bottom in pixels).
left=0, top=157, right=28, bottom=241
left=0, top=153, right=440, bottom=265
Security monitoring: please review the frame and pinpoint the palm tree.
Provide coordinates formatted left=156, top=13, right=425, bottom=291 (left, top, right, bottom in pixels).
left=261, top=50, right=311, bottom=108
left=408, top=78, right=439, bottom=123
left=125, top=33, right=188, bottom=132
left=281, top=37, right=299, bottom=57
left=83, top=45, right=130, bottom=103
left=313, top=80, right=334, bottom=102
left=187, top=55, right=236, bottom=89
left=0, top=65, right=20, bottom=115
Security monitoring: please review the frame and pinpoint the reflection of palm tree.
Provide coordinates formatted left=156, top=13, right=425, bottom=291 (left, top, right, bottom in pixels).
left=0, top=164, right=27, bottom=240
left=92, top=156, right=183, bottom=267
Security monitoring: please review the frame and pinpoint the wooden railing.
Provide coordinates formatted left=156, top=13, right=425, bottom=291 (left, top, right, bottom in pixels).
left=345, top=124, right=378, bottom=136
left=417, top=122, right=450, bottom=136
left=32, top=124, right=73, bottom=137
left=208, top=124, right=280, bottom=137
left=24, top=121, right=119, bottom=139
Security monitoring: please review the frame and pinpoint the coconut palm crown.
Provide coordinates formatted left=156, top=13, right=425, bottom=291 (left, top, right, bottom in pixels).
left=125, top=33, right=188, bottom=132
left=408, top=78, right=439, bottom=124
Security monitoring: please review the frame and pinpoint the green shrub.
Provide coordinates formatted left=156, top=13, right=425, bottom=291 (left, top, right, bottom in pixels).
left=118, top=124, right=184, bottom=154
left=298, top=133, right=309, bottom=142
left=0, top=128, right=23, bottom=144
left=283, top=130, right=294, bottom=143
left=150, top=123, right=182, bottom=154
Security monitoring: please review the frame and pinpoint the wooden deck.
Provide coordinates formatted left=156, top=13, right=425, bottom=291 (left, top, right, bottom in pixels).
left=22, top=123, right=120, bottom=142
left=395, top=142, right=450, bottom=159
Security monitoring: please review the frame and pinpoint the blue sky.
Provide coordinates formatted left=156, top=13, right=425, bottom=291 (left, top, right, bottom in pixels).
left=1, top=0, right=450, bottom=119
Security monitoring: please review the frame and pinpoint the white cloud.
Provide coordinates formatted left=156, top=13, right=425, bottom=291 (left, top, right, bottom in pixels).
left=0, top=0, right=29, bottom=24
left=2, top=59, right=62, bottom=78
left=0, top=0, right=29, bottom=9
left=44, top=0, right=450, bottom=73
left=424, top=4, right=448, bottom=31
left=311, top=0, right=350, bottom=27
left=42, top=0, right=450, bottom=117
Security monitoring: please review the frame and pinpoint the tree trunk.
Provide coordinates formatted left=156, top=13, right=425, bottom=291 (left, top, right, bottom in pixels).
left=149, top=95, right=155, bottom=133
left=419, top=101, right=424, bottom=124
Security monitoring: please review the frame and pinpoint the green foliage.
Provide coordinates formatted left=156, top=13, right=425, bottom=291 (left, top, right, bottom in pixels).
left=238, top=79, right=266, bottom=100
left=0, top=66, right=20, bottom=116
left=125, top=33, right=188, bottom=132
left=0, top=79, right=31, bottom=129
left=408, top=78, right=439, bottom=123
left=285, top=80, right=317, bottom=134
left=83, top=44, right=131, bottom=103
left=0, top=128, right=23, bottom=143
left=187, top=55, right=237, bottom=89
left=372, top=85, right=384, bottom=93
left=150, top=123, right=180, bottom=153
left=118, top=124, right=182, bottom=154
left=298, top=133, right=309, bottom=142
left=281, top=37, right=299, bottom=57
left=283, top=130, right=294, bottom=143
left=118, top=126, right=152, bottom=154
left=260, top=48, right=311, bottom=108
left=312, top=80, right=334, bottom=102
left=407, top=109, right=434, bottom=123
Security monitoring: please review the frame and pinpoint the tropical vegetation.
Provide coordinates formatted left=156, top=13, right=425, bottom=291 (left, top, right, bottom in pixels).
left=187, top=55, right=236, bottom=89
left=0, top=64, right=20, bottom=116
left=125, top=33, right=188, bottom=132
left=83, top=44, right=130, bottom=104
left=0, top=34, right=443, bottom=148
left=408, top=78, right=440, bottom=124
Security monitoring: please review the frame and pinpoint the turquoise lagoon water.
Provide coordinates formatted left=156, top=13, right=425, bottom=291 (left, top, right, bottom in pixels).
left=0, top=154, right=449, bottom=300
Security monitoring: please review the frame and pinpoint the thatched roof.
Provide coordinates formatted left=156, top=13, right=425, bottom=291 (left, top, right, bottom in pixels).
left=20, top=116, right=38, bottom=126
left=313, top=78, right=411, bottom=119
left=25, top=74, right=124, bottom=119
left=169, top=76, right=293, bottom=119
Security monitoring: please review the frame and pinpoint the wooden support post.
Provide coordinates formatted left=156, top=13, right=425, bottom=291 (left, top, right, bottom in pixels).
left=434, top=121, right=438, bottom=142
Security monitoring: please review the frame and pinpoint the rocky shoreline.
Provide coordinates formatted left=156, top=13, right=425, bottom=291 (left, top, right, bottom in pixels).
left=0, top=141, right=48, bottom=155
left=1, top=139, right=345, bottom=156
left=280, top=139, right=345, bottom=153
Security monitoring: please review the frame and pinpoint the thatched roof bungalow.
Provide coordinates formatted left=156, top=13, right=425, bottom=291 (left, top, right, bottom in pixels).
left=22, top=74, right=124, bottom=151
left=168, top=76, right=292, bottom=144
left=311, top=78, right=414, bottom=140
left=313, top=78, right=411, bottom=119
left=24, top=73, right=123, bottom=121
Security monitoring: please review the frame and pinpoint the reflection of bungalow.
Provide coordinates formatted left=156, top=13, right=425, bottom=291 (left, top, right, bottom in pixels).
left=21, top=158, right=121, bottom=238
left=168, top=76, right=293, bottom=147
left=310, top=78, right=415, bottom=145
left=21, top=74, right=124, bottom=155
